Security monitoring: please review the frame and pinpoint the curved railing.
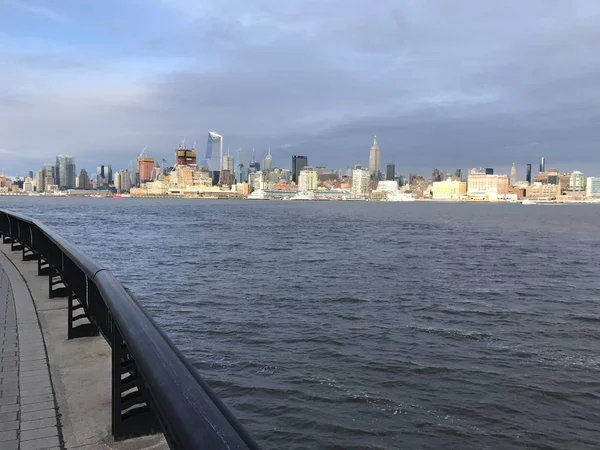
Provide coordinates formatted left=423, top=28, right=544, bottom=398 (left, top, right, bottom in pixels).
left=0, top=210, right=260, bottom=450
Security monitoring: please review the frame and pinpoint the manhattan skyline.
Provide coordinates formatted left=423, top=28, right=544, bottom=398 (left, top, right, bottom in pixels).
left=1, top=1, right=600, bottom=175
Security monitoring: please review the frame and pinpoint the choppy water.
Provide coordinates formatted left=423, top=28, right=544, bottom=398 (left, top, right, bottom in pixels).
left=2, top=197, right=600, bottom=449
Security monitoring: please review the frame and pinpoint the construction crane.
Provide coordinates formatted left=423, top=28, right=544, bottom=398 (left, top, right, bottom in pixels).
left=138, top=146, right=147, bottom=159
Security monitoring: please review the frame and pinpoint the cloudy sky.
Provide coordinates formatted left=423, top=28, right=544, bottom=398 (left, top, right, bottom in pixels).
left=1, top=0, right=600, bottom=177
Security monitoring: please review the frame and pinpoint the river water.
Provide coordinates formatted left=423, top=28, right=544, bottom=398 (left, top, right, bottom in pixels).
left=2, top=197, right=600, bottom=449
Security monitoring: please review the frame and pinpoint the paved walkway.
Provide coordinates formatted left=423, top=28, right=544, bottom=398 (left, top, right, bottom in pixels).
left=0, top=251, right=62, bottom=450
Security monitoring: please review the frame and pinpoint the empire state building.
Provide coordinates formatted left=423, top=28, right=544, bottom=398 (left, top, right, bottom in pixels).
left=368, top=135, right=380, bottom=177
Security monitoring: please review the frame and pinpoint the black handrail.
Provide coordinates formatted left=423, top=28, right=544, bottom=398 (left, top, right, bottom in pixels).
left=0, top=209, right=260, bottom=450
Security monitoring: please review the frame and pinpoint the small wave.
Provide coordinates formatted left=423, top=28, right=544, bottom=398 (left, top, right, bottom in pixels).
left=420, top=327, right=491, bottom=341
left=411, top=366, right=452, bottom=375
left=570, top=315, right=600, bottom=323
left=327, top=297, right=367, bottom=303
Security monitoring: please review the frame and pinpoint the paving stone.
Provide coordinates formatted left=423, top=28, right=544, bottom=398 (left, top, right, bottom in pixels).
left=21, top=409, right=56, bottom=422
left=0, top=420, right=19, bottom=431
left=20, top=435, right=60, bottom=450
left=0, top=429, right=17, bottom=442
left=21, top=417, right=57, bottom=431
left=21, top=401, right=55, bottom=413
left=0, top=411, right=18, bottom=422
left=21, top=394, right=54, bottom=405
left=20, top=426, right=59, bottom=442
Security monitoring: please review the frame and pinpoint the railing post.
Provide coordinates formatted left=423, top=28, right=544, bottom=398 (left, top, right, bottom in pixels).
left=111, top=322, right=160, bottom=440
left=67, top=275, right=98, bottom=339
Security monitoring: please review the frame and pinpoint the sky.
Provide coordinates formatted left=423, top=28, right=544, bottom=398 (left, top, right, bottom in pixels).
left=1, top=0, right=600, bottom=178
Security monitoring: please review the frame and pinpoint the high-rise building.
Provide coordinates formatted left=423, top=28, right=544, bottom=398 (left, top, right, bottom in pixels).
left=432, top=168, right=443, bottom=182
left=262, top=147, right=273, bottom=172
left=455, top=169, right=462, bottom=180
left=56, top=155, right=76, bottom=189
left=138, top=157, right=155, bottom=183
left=526, top=164, right=532, bottom=184
left=223, top=155, right=234, bottom=173
left=298, top=166, right=318, bottom=192
left=292, top=155, right=307, bottom=184
left=28, top=171, right=33, bottom=179
left=96, top=165, right=112, bottom=185
left=35, top=170, right=44, bottom=193
left=586, top=177, right=600, bottom=198
left=351, top=166, right=371, bottom=198
left=540, top=156, right=546, bottom=173
left=510, top=162, right=517, bottom=186
left=485, top=168, right=494, bottom=175
left=115, top=169, right=131, bottom=193
left=78, top=169, right=91, bottom=190
left=386, top=163, right=395, bottom=181
left=368, top=136, right=380, bottom=177
left=569, top=171, right=585, bottom=191
left=205, top=132, right=223, bottom=172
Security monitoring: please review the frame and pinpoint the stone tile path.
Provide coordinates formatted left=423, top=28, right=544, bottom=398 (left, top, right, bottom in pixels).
left=0, top=254, right=62, bottom=450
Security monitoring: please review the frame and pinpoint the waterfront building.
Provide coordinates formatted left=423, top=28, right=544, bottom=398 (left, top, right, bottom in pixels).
left=96, top=165, right=112, bottom=186
left=540, top=156, right=546, bottom=173
left=586, top=177, right=600, bottom=198
left=138, top=157, right=155, bottom=183
left=467, top=171, right=509, bottom=201
left=432, top=180, right=467, bottom=200
left=351, top=166, right=371, bottom=198
left=526, top=183, right=561, bottom=200
left=510, top=162, right=517, bottom=186
left=56, top=155, right=76, bottom=189
left=292, top=155, right=308, bottom=184
left=249, top=171, right=265, bottom=191
left=298, top=166, right=318, bottom=192
left=568, top=171, right=585, bottom=191
left=526, top=164, right=532, bottom=184
left=78, top=169, right=91, bottom=190
left=23, top=177, right=34, bottom=193
left=368, top=136, right=380, bottom=177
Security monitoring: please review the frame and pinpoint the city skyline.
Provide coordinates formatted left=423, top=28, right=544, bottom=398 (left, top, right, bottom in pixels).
left=2, top=2, right=600, bottom=175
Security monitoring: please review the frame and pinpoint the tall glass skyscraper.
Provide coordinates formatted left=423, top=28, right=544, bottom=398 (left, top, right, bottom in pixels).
left=205, top=132, right=223, bottom=172
left=55, top=155, right=76, bottom=189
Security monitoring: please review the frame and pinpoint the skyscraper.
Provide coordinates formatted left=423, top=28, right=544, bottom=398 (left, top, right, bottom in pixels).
left=138, top=158, right=155, bottom=183
left=78, top=169, right=91, bottom=190
left=455, top=169, right=462, bottom=180
left=540, top=156, right=546, bottom=173
left=526, top=164, right=532, bottom=184
left=205, top=132, right=223, bottom=172
left=368, top=136, right=380, bottom=177
left=510, top=162, right=517, bottom=186
left=262, top=146, right=273, bottom=172
left=55, top=155, right=76, bottom=189
left=386, top=163, right=395, bottom=181
left=485, top=168, right=494, bottom=175
left=292, top=155, right=307, bottom=184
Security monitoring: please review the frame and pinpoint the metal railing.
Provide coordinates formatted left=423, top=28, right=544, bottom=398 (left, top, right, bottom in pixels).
left=0, top=210, right=260, bottom=450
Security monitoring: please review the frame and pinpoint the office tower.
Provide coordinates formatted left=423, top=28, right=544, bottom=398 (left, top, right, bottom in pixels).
left=292, top=155, right=308, bottom=184
left=138, top=158, right=155, bottom=183
left=28, top=171, right=33, bottom=179
left=249, top=161, right=261, bottom=173
left=205, top=132, right=223, bottom=172
left=386, top=163, right=395, bottom=181
left=485, top=168, right=494, bottom=175
left=35, top=170, right=44, bottom=192
left=455, top=169, right=462, bottom=180
left=510, top=162, right=517, bottom=186
left=351, top=166, right=371, bottom=197
left=78, top=169, right=91, bottom=190
left=223, top=155, right=234, bottom=173
left=432, top=168, right=443, bottom=182
left=398, top=175, right=406, bottom=187
left=55, top=155, right=76, bottom=189
left=586, top=177, right=600, bottom=198
left=526, top=164, right=532, bottom=184
left=368, top=136, right=380, bottom=177
left=298, top=166, right=318, bottom=191
left=262, top=147, right=272, bottom=172
left=96, top=165, right=112, bottom=185
left=540, top=156, right=545, bottom=173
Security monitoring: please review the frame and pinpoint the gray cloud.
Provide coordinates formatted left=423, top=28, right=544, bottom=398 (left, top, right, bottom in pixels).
left=2, top=0, right=600, bottom=176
